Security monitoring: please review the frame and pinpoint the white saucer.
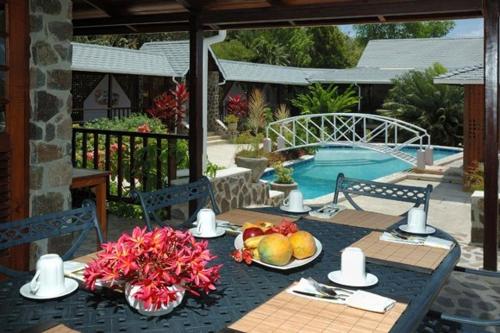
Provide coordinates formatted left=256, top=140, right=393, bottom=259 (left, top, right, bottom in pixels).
left=280, top=205, right=312, bottom=214
left=20, top=278, right=79, bottom=300
left=328, top=271, right=379, bottom=287
left=398, top=224, right=436, bottom=235
left=189, top=227, right=226, bottom=238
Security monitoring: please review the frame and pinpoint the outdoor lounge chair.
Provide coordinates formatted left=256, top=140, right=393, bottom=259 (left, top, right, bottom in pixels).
left=0, top=201, right=104, bottom=278
left=133, top=176, right=220, bottom=230
left=333, top=173, right=433, bottom=219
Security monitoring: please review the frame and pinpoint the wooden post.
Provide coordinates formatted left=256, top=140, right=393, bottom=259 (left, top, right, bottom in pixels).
left=188, top=13, right=204, bottom=215
left=483, top=0, right=499, bottom=271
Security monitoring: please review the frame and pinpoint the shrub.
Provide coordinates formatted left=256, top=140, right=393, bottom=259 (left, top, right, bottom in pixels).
left=273, top=162, right=294, bottom=184
left=224, top=114, right=239, bottom=124
left=232, top=131, right=264, bottom=144
left=226, top=94, right=248, bottom=118
left=379, top=63, right=464, bottom=147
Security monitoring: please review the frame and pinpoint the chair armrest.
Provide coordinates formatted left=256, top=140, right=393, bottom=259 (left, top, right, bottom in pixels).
left=454, top=266, right=500, bottom=278
left=441, top=313, right=500, bottom=327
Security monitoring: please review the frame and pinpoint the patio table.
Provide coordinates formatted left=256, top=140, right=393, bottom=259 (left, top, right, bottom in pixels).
left=0, top=209, right=460, bottom=333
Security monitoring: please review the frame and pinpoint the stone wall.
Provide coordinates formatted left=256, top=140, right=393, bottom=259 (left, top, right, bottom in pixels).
left=29, top=0, right=73, bottom=256
left=210, top=167, right=281, bottom=212
left=207, top=71, right=220, bottom=133
left=470, top=191, right=500, bottom=247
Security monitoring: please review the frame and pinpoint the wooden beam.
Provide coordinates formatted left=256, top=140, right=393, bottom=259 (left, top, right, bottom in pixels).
left=188, top=13, right=203, bottom=213
left=482, top=0, right=499, bottom=271
left=176, top=0, right=214, bottom=11
left=200, top=0, right=481, bottom=26
left=82, top=0, right=138, bottom=32
left=73, top=12, right=190, bottom=28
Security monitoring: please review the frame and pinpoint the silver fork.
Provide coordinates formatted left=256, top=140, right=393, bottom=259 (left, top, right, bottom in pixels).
left=306, top=277, right=354, bottom=296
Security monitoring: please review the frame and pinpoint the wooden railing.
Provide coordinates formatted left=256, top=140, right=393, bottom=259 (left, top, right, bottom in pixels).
left=71, top=127, right=189, bottom=202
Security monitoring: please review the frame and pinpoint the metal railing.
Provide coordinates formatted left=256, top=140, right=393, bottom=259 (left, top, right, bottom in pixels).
left=266, top=113, right=431, bottom=165
left=72, top=127, right=189, bottom=202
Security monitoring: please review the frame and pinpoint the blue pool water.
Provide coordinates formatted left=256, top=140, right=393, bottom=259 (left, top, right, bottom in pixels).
left=261, top=146, right=460, bottom=199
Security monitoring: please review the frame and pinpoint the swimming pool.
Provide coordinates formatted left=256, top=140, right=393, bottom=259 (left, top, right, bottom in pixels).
left=261, top=146, right=461, bottom=199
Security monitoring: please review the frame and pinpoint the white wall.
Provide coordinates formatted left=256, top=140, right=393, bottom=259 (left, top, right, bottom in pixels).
left=83, top=74, right=131, bottom=121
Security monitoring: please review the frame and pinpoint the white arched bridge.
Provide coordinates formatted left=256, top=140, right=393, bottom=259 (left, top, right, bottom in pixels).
left=265, top=113, right=431, bottom=166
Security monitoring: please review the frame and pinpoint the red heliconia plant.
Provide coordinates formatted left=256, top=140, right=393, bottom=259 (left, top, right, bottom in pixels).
left=227, top=94, right=248, bottom=118
left=147, top=83, right=189, bottom=131
left=84, top=226, right=222, bottom=310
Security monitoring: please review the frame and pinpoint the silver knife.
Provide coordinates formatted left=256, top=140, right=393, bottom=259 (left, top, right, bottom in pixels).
left=292, top=290, right=345, bottom=300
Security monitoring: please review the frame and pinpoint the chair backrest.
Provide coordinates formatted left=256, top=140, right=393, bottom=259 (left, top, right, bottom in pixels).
left=133, top=176, right=220, bottom=230
left=0, top=201, right=104, bottom=278
left=333, top=173, right=433, bottom=216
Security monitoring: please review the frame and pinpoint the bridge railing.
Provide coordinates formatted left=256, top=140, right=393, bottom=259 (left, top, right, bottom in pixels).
left=265, top=113, right=430, bottom=164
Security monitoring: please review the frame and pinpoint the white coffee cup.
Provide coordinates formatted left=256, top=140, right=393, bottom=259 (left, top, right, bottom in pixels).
left=283, top=189, right=304, bottom=211
left=30, top=254, right=66, bottom=297
left=341, top=247, right=366, bottom=285
left=407, top=208, right=426, bottom=233
left=196, top=208, right=217, bottom=236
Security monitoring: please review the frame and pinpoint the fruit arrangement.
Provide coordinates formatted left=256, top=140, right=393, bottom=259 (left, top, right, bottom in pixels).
left=231, top=219, right=317, bottom=266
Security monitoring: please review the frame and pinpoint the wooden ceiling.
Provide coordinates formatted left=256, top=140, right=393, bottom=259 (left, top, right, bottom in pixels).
left=73, top=0, right=483, bottom=35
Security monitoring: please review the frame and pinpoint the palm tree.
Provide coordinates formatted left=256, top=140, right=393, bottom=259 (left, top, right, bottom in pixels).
left=379, top=63, right=464, bottom=147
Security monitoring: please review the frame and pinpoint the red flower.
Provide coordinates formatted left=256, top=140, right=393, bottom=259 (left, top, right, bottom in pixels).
left=110, top=143, right=119, bottom=153
left=83, top=226, right=221, bottom=310
left=86, top=151, right=94, bottom=161
left=137, top=123, right=151, bottom=133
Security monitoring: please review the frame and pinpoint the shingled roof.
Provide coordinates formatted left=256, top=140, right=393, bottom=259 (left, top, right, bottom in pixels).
left=71, top=42, right=177, bottom=77
left=434, top=65, right=484, bottom=85
left=358, top=37, right=483, bottom=70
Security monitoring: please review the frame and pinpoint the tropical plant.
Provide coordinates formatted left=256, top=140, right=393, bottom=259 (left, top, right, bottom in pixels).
left=235, top=136, right=265, bottom=159
left=205, top=161, right=222, bottom=178
left=226, top=94, right=248, bottom=118
left=84, top=226, right=222, bottom=310
left=464, top=161, right=484, bottom=192
left=233, top=131, right=264, bottom=145
left=273, top=162, right=294, bottom=184
left=378, top=63, right=464, bottom=147
left=247, top=89, right=268, bottom=134
left=274, top=104, right=290, bottom=121
left=291, top=83, right=359, bottom=114
left=224, top=114, right=239, bottom=124
left=147, top=83, right=189, bottom=131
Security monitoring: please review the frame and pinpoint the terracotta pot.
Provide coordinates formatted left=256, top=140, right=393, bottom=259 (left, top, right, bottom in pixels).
left=125, top=283, right=184, bottom=316
left=235, top=156, right=269, bottom=182
left=270, top=181, right=298, bottom=197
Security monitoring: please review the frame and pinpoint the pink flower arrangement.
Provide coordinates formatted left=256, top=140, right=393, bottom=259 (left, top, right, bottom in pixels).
left=84, top=227, right=222, bottom=310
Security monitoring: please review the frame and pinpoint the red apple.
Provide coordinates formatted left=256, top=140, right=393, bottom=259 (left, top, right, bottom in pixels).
left=243, top=227, right=264, bottom=241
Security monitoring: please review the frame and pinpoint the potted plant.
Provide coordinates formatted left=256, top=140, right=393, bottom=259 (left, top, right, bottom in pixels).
left=83, top=227, right=222, bottom=316
left=270, top=162, right=297, bottom=196
left=225, top=114, right=239, bottom=132
left=235, top=137, right=269, bottom=182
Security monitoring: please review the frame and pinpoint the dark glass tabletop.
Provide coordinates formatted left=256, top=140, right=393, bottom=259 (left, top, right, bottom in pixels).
left=0, top=213, right=460, bottom=333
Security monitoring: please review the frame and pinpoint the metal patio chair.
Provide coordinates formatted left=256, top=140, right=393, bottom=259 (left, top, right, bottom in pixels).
left=424, top=267, right=500, bottom=331
left=0, top=201, right=104, bottom=278
left=333, top=172, right=433, bottom=219
left=133, top=176, right=220, bottom=230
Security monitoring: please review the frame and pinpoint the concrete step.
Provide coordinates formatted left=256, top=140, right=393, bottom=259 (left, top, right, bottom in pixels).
left=208, top=135, right=223, bottom=141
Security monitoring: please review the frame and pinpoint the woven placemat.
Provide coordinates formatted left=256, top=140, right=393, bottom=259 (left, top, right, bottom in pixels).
left=229, top=286, right=407, bottom=333
left=349, top=231, right=450, bottom=272
left=306, top=209, right=403, bottom=230
left=44, top=324, right=79, bottom=333
left=217, top=209, right=299, bottom=226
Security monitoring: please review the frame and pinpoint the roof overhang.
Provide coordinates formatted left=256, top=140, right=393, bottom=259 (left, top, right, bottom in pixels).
left=73, top=0, right=482, bottom=35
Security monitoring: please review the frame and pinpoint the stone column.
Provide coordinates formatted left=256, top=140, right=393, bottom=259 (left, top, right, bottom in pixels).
left=29, top=0, right=73, bottom=257
left=207, top=71, right=220, bottom=132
